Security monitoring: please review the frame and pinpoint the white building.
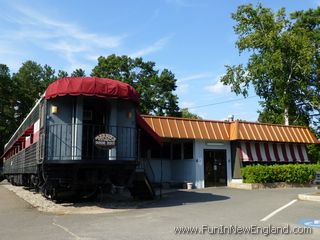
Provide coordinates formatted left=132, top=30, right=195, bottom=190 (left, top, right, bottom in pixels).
left=139, top=115, right=318, bottom=189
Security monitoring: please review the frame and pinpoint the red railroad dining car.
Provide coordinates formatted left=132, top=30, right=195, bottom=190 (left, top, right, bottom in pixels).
left=1, top=77, right=158, bottom=200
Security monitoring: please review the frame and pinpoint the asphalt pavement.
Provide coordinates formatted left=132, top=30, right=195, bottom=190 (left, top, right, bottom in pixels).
left=1, top=181, right=320, bottom=240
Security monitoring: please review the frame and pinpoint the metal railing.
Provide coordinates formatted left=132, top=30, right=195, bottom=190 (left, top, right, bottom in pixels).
left=137, top=158, right=156, bottom=183
left=45, top=124, right=137, bottom=161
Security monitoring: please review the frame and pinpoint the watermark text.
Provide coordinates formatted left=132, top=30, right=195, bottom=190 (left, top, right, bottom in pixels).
left=174, top=224, right=313, bottom=236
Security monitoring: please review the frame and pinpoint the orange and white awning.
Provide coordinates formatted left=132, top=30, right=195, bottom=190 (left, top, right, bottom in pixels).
left=239, top=141, right=309, bottom=162
left=141, top=115, right=319, bottom=144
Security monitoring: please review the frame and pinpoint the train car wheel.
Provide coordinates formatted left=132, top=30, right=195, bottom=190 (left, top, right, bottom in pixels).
left=43, top=188, right=51, bottom=199
left=77, top=186, right=98, bottom=200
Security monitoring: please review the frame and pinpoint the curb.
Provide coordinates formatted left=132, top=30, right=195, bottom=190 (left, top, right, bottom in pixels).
left=228, top=182, right=317, bottom=190
left=298, top=193, right=320, bottom=202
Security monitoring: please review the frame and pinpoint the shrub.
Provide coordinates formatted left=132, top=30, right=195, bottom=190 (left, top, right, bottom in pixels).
left=241, top=164, right=320, bottom=184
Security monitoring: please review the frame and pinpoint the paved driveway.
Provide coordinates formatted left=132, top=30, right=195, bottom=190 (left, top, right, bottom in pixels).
left=0, top=181, right=319, bottom=240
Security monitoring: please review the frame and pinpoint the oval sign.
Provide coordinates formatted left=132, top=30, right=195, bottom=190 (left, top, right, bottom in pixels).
left=94, top=133, right=116, bottom=150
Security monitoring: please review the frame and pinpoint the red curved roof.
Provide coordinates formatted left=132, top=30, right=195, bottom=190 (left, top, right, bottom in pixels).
left=45, top=77, right=139, bottom=103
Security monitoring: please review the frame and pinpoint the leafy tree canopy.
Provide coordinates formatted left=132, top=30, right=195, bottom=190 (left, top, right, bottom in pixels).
left=57, top=70, right=68, bottom=79
left=13, top=61, right=48, bottom=124
left=0, top=56, right=183, bottom=154
left=71, top=68, right=86, bottom=77
left=91, top=54, right=179, bottom=116
left=0, top=61, right=68, bottom=154
left=0, top=64, right=15, bottom=156
left=180, top=108, right=202, bottom=119
left=221, top=4, right=320, bottom=127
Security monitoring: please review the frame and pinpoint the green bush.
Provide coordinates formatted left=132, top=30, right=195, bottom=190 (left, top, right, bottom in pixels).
left=241, top=164, right=320, bottom=183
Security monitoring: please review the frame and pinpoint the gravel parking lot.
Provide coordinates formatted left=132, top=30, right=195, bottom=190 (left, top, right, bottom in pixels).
left=3, top=182, right=140, bottom=214
left=1, top=181, right=320, bottom=240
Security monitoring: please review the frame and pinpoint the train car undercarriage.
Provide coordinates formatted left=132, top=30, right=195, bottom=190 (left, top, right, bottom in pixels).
left=5, top=162, right=139, bottom=201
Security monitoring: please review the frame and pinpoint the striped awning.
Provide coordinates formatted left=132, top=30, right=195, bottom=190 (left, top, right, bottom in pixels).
left=230, top=121, right=318, bottom=144
left=239, top=141, right=309, bottom=162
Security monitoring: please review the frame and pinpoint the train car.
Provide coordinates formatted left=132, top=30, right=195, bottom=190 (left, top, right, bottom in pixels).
left=1, top=77, right=157, bottom=200
left=0, top=161, right=3, bottom=182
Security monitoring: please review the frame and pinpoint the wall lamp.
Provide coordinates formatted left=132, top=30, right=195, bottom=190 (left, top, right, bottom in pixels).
left=51, top=105, right=58, bottom=114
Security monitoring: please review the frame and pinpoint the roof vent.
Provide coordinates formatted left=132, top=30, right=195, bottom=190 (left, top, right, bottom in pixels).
left=227, top=115, right=234, bottom=122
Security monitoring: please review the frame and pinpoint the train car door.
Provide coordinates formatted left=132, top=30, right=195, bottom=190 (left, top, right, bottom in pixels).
left=82, top=98, right=109, bottom=160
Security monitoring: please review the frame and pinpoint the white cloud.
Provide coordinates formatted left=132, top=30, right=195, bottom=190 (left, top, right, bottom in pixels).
left=0, top=2, right=123, bottom=72
left=199, top=114, right=208, bottom=119
left=234, top=112, right=258, bottom=122
left=0, top=41, right=25, bottom=71
left=177, top=72, right=213, bottom=83
left=85, top=54, right=101, bottom=62
left=0, top=42, right=21, bottom=55
left=11, top=5, right=122, bottom=48
left=175, top=83, right=189, bottom=94
left=179, top=101, right=195, bottom=109
left=175, top=72, right=215, bottom=95
left=205, top=75, right=231, bottom=95
left=130, top=36, right=171, bottom=58
left=194, top=111, right=208, bottom=119
left=0, top=2, right=173, bottom=73
left=165, top=0, right=202, bottom=7
left=233, top=102, right=244, bottom=107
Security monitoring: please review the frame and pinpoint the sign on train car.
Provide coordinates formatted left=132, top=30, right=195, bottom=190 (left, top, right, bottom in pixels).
left=94, top=133, right=117, bottom=149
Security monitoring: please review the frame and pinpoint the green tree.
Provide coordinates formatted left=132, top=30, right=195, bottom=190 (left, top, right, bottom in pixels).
left=0, top=64, right=15, bottom=156
left=71, top=68, right=86, bottom=77
left=221, top=4, right=319, bottom=126
left=291, top=7, right=320, bottom=135
left=91, top=54, right=179, bottom=115
left=57, top=70, right=68, bottom=79
left=154, top=69, right=180, bottom=115
left=0, top=62, right=58, bottom=154
left=12, top=61, right=58, bottom=125
left=180, top=108, right=202, bottom=119
left=12, top=61, right=45, bottom=124
left=42, top=64, right=57, bottom=87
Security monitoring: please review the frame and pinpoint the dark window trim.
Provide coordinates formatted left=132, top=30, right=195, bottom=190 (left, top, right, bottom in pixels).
left=149, top=139, right=194, bottom=160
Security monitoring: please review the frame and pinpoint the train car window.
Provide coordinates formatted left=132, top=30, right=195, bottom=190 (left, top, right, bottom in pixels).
left=183, top=141, right=193, bottom=159
left=40, top=102, right=45, bottom=128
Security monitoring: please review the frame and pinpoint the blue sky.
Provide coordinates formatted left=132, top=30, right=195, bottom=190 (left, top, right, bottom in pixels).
left=0, top=0, right=318, bottom=121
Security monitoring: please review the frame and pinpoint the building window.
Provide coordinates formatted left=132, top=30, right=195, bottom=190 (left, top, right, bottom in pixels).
left=148, top=141, right=193, bottom=160
left=172, top=142, right=182, bottom=160
left=162, top=142, right=171, bottom=159
left=151, top=146, right=162, bottom=158
left=183, top=141, right=193, bottom=159
left=150, top=142, right=171, bottom=159
left=140, top=147, right=147, bottom=158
